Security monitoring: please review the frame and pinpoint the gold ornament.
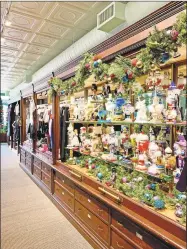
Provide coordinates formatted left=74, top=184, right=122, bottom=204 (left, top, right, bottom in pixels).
left=136, top=60, right=143, bottom=69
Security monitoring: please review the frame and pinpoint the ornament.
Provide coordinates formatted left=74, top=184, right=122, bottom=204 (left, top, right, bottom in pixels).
left=171, top=30, right=179, bottom=40
left=166, top=30, right=171, bottom=36
left=122, top=177, right=127, bottom=183
left=110, top=74, right=116, bottom=80
left=175, top=204, right=183, bottom=218
left=150, top=64, right=157, bottom=71
left=91, top=164, right=96, bottom=169
left=122, top=75, right=128, bottom=83
left=94, top=61, right=99, bottom=68
left=144, top=193, right=152, bottom=201
left=97, top=172, right=103, bottom=179
left=177, top=194, right=186, bottom=200
left=85, top=63, right=90, bottom=70
left=97, top=59, right=102, bottom=64
left=116, top=97, right=125, bottom=107
left=137, top=177, right=143, bottom=182
left=150, top=183, right=156, bottom=190
left=71, top=81, right=76, bottom=87
left=161, top=52, right=170, bottom=63
left=136, top=60, right=143, bottom=69
left=154, top=199, right=165, bottom=209
left=153, top=196, right=160, bottom=201
left=127, top=70, right=133, bottom=79
left=131, top=58, right=138, bottom=67
left=146, top=184, right=151, bottom=190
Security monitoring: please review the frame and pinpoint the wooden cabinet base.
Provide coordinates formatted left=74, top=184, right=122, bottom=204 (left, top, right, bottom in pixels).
left=19, top=147, right=186, bottom=249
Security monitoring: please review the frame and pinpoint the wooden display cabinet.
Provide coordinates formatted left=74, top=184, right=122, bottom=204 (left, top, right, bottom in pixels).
left=18, top=4, right=186, bottom=249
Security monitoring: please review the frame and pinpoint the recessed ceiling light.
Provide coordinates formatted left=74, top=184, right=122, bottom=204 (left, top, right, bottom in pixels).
left=5, top=20, right=12, bottom=26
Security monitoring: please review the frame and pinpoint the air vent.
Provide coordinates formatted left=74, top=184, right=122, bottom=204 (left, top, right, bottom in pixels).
left=97, top=2, right=126, bottom=32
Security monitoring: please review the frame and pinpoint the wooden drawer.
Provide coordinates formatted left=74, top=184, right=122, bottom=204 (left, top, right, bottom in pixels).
left=21, top=150, right=26, bottom=157
left=41, top=172, right=51, bottom=190
left=112, top=211, right=170, bottom=249
left=111, top=230, right=135, bottom=249
left=33, top=166, right=41, bottom=179
left=54, top=182, right=74, bottom=211
left=25, top=162, right=31, bottom=172
left=26, top=152, right=32, bottom=160
left=75, top=201, right=109, bottom=243
left=75, top=187, right=109, bottom=223
left=33, top=157, right=41, bottom=169
left=42, top=162, right=51, bottom=176
left=55, top=172, right=74, bottom=195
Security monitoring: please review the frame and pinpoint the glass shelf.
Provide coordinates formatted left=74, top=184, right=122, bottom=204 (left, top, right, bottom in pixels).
left=66, top=120, right=186, bottom=126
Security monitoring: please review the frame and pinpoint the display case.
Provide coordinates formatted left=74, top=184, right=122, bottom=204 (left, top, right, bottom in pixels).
left=18, top=5, right=186, bottom=249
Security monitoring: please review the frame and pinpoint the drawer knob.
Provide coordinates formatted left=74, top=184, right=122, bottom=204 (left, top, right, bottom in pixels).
left=62, top=192, right=65, bottom=195
left=117, top=221, right=123, bottom=227
left=117, top=242, right=124, bottom=249
left=88, top=199, right=91, bottom=203
left=87, top=214, right=91, bottom=219
left=136, top=232, right=143, bottom=240
left=98, top=209, right=103, bottom=213
left=62, top=180, right=65, bottom=183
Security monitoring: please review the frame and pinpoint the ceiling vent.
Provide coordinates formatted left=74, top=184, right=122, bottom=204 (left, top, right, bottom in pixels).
left=97, top=2, right=126, bottom=32
left=23, top=74, right=32, bottom=84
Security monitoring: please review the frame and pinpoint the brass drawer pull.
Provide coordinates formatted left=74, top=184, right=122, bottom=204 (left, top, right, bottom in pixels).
left=62, top=191, right=65, bottom=195
left=117, top=242, right=124, bottom=249
left=88, top=199, right=91, bottom=203
left=98, top=187, right=121, bottom=203
left=87, top=214, right=91, bottom=219
left=69, top=170, right=82, bottom=181
left=98, top=226, right=103, bottom=231
left=117, top=221, right=123, bottom=227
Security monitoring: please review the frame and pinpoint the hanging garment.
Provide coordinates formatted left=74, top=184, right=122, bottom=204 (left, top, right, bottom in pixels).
left=29, top=98, right=36, bottom=125
left=60, top=107, right=69, bottom=161
left=176, top=158, right=187, bottom=192
left=48, top=118, right=53, bottom=151
left=15, top=102, right=19, bottom=115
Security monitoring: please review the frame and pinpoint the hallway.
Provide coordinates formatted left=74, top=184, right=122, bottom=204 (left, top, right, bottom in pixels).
left=1, top=144, right=93, bottom=249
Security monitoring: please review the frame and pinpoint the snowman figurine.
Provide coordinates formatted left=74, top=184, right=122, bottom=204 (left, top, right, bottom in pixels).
left=135, top=98, right=148, bottom=122
left=123, top=98, right=135, bottom=122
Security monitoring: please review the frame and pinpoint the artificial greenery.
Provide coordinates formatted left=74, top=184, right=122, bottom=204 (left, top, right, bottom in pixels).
left=173, top=8, right=187, bottom=45
left=72, top=154, right=186, bottom=225
left=48, top=76, right=63, bottom=97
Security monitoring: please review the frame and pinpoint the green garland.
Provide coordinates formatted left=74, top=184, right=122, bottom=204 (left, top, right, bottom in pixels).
left=48, top=8, right=186, bottom=96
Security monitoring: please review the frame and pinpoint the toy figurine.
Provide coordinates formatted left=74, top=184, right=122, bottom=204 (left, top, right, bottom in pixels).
left=69, top=104, right=75, bottom=120
left=123, top=99, right=135, bottom=122
left=106, top=168, right=117, bottom=187
left=177, top=72, right=186, bottom=90
left=67, top=123, right=74, bottom=148
left=90, top=126, right=103, bottom=156
left=161, top=71, right=170, bottom=89
left=164, top=146, right=176, bottom=174
left=135, top=153, right=148, bottom=171
left=148, top=142, right=160, bottom=163
left=71, top=129, right=80, bottom=150
left=149, top=92, right=164, bottom=123
left=136, top=133, right=149, bottom=154
left=175, top=203, right=184, bottom=218
left=135, top=98, right=148, bottom=122
left=149, top=126, right=156, bottom=142
left=105, top=94, right=116, bottom=121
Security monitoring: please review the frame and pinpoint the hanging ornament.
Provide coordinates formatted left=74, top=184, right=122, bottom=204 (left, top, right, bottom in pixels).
left=94, top=61, right=99, bottom=68
left=150, top=183, right=156, bottom=190
left=153, top=199, right=165, bottom=209
left=97, top=172, right=103, bottom=180
left=131, top=58, right=138, bottom=67
left=153, top=196, right=160, bottom=201
left=136, top=60, right=143, bottom=69
left=85, top=63, right=90, bottom=70
left=127, top=70, right=133, bottom=79
left=144, top=193, right=152, bottom=201
left=166, top=30, right=171, bottom=36
left=122, top=75, right=128, bottom=83
left=122, top=177, right=127, bottom=183
left=97, top=59, right=102, bottom=64
left=161, top=52, right=170, bottom=63
left=171, top=30, right=179, bottom=41
left=71, top=81, right=76, bottom=87
left=110, top=74, right=116, bottom=80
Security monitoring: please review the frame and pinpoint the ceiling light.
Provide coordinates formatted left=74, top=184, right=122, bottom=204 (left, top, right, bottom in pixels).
left=5, top=20, right=11, bottom=26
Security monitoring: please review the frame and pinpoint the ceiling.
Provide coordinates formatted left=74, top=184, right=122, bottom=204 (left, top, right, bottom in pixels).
left=1, top=1, right=110, bottom=90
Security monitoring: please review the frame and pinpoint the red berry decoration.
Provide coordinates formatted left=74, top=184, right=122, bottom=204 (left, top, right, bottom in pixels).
left=71, top=81, right=76, bottom=87
left=131, top=58, right=138, bottom=67
left=171, top=30, right=179, bottom=40
left=110, top=73, right=115, bottom=79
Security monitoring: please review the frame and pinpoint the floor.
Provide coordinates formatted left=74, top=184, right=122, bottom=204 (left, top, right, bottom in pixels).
left=1, top=144, right=93, bottom=249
